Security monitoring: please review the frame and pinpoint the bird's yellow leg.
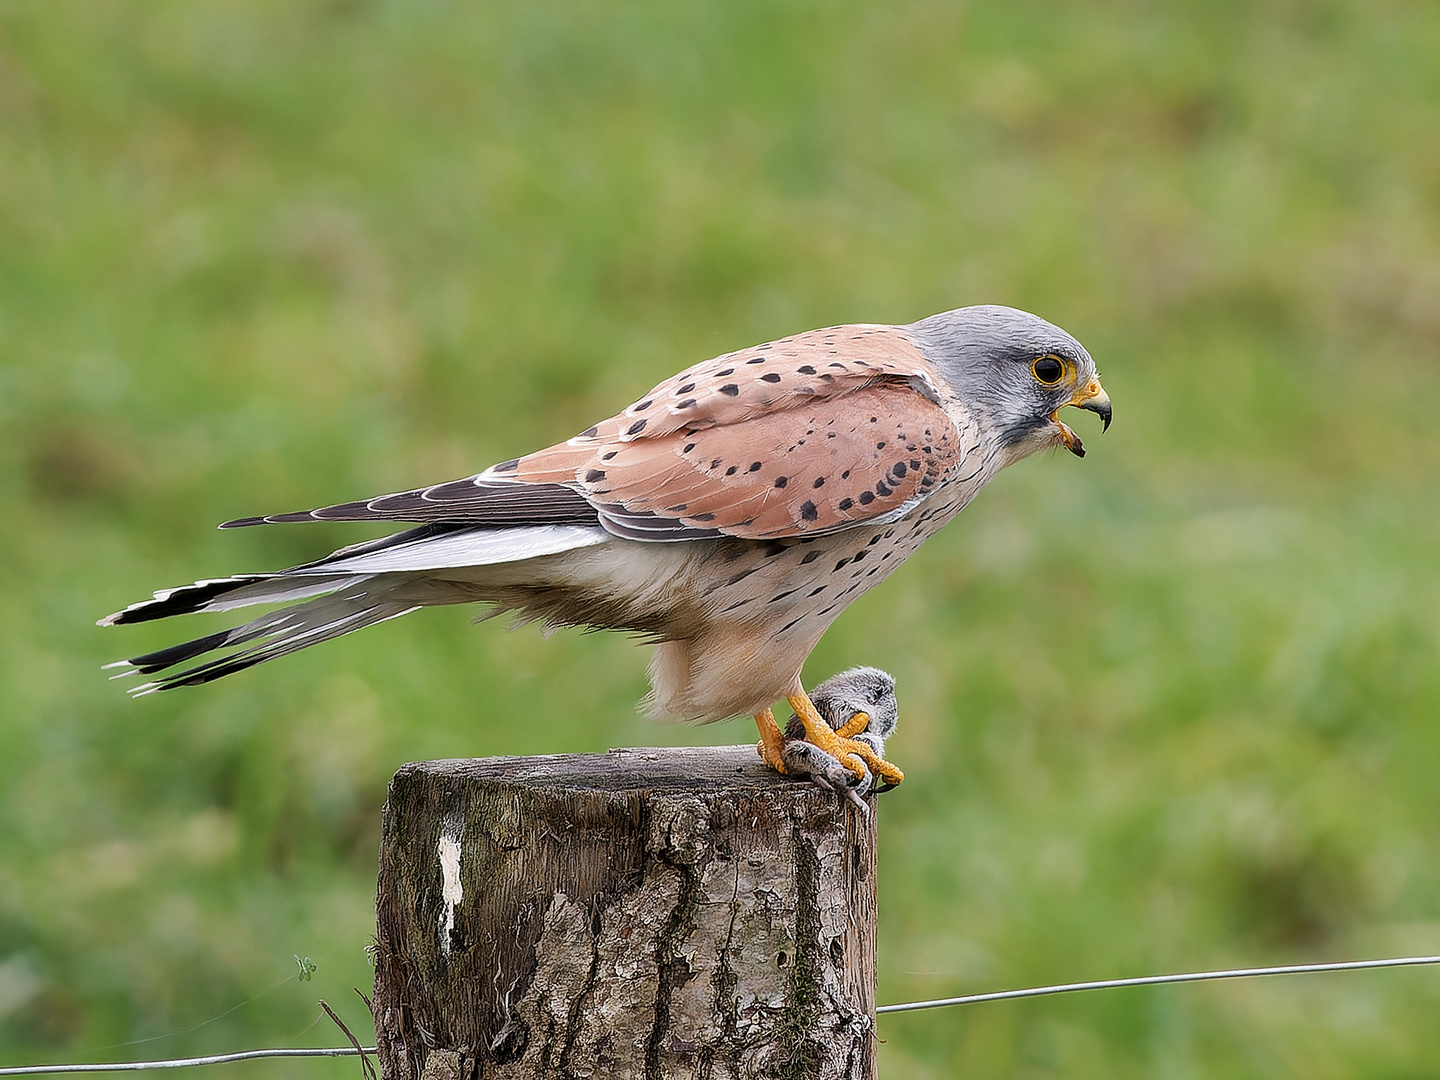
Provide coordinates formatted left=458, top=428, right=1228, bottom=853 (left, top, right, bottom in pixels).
left=754, top=708, right=789, bottom=774
left=787, top=692, right=906, bottom=787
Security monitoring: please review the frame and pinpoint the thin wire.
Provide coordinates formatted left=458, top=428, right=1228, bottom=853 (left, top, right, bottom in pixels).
left=4, top=954, right=1438, bottom=1073
left=0, top=1049, right=376, bottom=1076
left=876, top=953, right=1440, bottom=1014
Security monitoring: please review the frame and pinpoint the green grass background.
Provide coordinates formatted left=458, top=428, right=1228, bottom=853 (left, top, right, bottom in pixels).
left=3, top=1, right=1439, bottom=1075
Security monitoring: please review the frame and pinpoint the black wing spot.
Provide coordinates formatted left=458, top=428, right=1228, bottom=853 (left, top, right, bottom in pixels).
left=715, top=367, right=734, bottom=376
left=774, top=476, right=788, bottom=488
left=627, top=418, right=648, bottom=436
left=584, top=469, right=607, bottom=483
left=580, top=426, right=599, bottom=438
left=813, top=476, right=825, bottom=488
left=749, top=462, right=763, bottom=472
left=800, top=549, right=823, bottom=564
left=837, top=498, right=853, bottom=511
left=677, top=382, right=696, bottom=394
left=892, top=462, right=908, bottom=478
left=492, top=458, right=520, bottom=473
left=760, top=372, right=782, bottom=383
left=747, top=355, right=766, bottom=364
left=797, top=364, right=816, bottom=374
left=719, top=383, right=740, bottom=396
left=859, top=491, right=876, bottom=505
left=726, top=466, right=739, bottom=475
left=676, top=398, right=698, bottom=410
left=683, top=443, right=696, bottom=453
left=874, top=481, right=892, bottom=497
left=799, top=500, right=818, bottom=521
left=634, top=399, right=653, bottom=412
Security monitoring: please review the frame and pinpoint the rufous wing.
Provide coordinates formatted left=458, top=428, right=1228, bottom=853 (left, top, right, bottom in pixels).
left=509, top=325, right=968, bottom=540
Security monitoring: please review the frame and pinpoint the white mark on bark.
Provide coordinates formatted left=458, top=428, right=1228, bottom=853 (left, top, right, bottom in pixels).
left=438, top=811, right=464, bottom=958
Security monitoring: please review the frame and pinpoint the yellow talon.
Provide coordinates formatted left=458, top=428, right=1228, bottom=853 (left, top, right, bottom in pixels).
left=753, top=707, right=789, bottom=774
left=846, top=739, right=904, bottom=787
left=834, top=710, right=871, bottom=739
left=784, top=693, right=861, bottom=782
left=786, top=691, right=905, bottom=787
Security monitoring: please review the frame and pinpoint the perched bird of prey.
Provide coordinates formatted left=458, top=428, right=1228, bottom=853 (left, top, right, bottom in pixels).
left=783, top=666, right=899, bottom=814
left=101, top=305, right=1110, bottom=787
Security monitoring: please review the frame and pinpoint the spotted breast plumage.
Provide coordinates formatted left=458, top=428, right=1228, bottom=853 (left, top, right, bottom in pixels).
left=101, top=304, right=1111, bottom=785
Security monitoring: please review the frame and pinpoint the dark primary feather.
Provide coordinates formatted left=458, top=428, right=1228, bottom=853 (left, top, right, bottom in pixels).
left=220, top=479, right=599, bottom=529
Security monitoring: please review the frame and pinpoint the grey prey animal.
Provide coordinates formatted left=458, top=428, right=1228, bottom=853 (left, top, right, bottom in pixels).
left=101, top=305, right=1111, bottom=788
left=783, top=667, right=900, bottom=814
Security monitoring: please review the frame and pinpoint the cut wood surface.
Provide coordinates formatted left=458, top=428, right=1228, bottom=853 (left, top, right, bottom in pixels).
left=371, top=745, right=878, bottom=1080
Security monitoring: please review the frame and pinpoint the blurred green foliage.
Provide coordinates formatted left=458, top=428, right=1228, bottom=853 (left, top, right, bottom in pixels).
left=2, top=0, right=1439, bottom=1075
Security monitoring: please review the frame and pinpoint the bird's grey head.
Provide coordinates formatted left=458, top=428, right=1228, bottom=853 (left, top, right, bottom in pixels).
left=904, top=305, right=1111, bottom=461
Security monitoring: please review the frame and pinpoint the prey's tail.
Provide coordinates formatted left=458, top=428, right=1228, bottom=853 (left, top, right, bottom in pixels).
left=100, top=522, right=608, bottom=694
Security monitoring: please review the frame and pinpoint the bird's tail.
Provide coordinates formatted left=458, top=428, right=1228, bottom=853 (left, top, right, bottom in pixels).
left=100, top=522, right=609, bottom=693
left=103, top=576, right=417, bottom=695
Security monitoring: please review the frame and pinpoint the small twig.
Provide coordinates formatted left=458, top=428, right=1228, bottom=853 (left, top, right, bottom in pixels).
left=318, top=1001, right=377, bottom=1080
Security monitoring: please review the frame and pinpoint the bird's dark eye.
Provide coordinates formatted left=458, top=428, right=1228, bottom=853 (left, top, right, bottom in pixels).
left=1032, top=355, right=1065, bottom=385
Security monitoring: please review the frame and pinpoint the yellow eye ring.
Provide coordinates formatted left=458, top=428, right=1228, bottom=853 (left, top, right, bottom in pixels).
left=1032, top=355, right=1066, bottom=385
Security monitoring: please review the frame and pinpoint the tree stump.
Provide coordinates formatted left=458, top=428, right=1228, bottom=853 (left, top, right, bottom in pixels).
left=371, top=745, right=878, bottom=1080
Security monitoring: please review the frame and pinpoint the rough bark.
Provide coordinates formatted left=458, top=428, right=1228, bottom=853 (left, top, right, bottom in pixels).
left=372, top=745, right=877, bottom=1080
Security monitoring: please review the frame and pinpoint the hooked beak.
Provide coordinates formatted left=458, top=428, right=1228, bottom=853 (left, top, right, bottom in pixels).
left=1051, top=377, right=1112, bottom=458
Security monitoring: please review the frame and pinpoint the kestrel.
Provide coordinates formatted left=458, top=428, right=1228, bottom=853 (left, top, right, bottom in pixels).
left=101, top=305, right=1110, bottom=787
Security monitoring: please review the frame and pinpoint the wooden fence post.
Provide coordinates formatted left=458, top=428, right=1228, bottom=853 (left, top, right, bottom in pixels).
left=370, top=745, right=878, bottom=1080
